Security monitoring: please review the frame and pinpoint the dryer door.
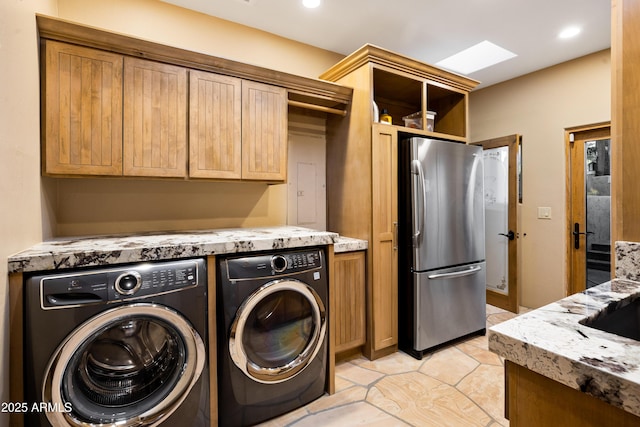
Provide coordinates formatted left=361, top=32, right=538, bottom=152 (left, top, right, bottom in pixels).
left=229, top=279, right=327, bottom=384
left=43, top=303, right=205, bottom=427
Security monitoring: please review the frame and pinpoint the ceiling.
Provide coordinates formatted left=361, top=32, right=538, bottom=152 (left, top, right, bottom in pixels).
left=161, top=0, right=611, bottom=90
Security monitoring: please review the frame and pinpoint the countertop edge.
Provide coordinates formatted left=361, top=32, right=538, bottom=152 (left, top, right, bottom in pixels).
left=488, top=279, right=640, bottom=418
left=8, top=227, right=342, bottom=274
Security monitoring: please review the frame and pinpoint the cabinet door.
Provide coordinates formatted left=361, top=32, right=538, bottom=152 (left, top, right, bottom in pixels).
left=43, top=41, right=123, bottom=176
left=241, top=81, right=287, bottom=181
left=123, top=57, right=187, bottom=177
left=189, top=70, right=242, bottom=179
left=371, top=125, right=398, bottom=351
left=334, top=251, right=366, bottom=353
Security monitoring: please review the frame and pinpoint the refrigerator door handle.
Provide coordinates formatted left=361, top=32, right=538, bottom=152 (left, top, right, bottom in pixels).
left=411, top=159, right=426, bottom=246
left=427, top=265, right=483, bottom=280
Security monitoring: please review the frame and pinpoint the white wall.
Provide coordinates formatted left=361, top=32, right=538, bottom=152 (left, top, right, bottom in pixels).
left=470, top=49, right=611, bottom=308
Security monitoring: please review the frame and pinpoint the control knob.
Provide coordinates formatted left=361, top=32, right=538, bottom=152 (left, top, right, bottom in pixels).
left=115, top=271, right=142, bottom=295
left=271, top=255, right=288, bottom=273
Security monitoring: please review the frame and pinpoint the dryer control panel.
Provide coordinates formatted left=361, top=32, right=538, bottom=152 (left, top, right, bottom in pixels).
left=223, top=248, right=324, bottom=281
left=33, top=258, right=206, bottom=309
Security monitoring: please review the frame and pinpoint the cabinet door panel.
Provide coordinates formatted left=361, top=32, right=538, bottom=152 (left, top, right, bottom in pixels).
left=189, top=70, right=242, bottom=179
left=334, top=251, right=366, bottom=353
left=123, top=58, right=187, bottom=177
left=371, top=126, right=398, bottom=351
left=44, top=41, right=123, bottom=176
left=241, top=81, right=287, bottom=181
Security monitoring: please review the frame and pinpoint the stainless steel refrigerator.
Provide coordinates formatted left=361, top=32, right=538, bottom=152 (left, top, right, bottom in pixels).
left=398, top=137, right=486, bottom=359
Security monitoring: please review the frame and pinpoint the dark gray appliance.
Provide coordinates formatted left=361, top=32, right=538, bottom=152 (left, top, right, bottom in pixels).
left=217, top=247, right=328, bottom=427
left=399, top=136, right=486, bottom=359
left=23, top=258, right=209, bottom=427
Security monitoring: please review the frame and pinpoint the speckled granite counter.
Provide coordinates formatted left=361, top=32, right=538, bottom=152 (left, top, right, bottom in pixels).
left=333, top=236, right=368, bottom=253
left=8, top=226, right=339, bottom=274
left=489, top=241, right=640, bottom=418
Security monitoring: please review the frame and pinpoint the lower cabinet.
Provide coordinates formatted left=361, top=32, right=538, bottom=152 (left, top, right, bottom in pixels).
left=333, top=251, right=366, bottom=354
left=505, top=361, right=640, bottom=426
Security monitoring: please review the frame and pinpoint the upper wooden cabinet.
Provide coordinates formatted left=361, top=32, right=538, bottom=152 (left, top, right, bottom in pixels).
left=43, top=41, right=123, bottom=176
left=189, top=70, right=242, bottom=179
left=37, top=15, right=352, bottom=182
left=123, top=57, right=188, bottom=178
left=241, top=81, right=287, bottom=181
left=189, top=74, right=287, bottom=181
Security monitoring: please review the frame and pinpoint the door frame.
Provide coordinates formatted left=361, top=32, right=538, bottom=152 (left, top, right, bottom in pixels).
left=565, top=122, right=611, bottom=295
left=472, top=134, right=521, bottom=313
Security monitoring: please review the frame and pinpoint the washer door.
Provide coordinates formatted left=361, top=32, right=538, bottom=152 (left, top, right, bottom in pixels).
left=43, top=303, right=206, bottom=427
left=229, top=278, right=326, bottom=384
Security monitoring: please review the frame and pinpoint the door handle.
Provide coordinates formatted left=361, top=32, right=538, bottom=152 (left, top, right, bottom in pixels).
left=572, top=223, right=593, bottom=249
left=499, top=230, right=515, bottom=240
left=427, top=265, right=483, bottom=280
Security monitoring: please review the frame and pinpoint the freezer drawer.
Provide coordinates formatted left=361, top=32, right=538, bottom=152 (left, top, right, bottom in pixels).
left=413, top=262, right=486, bottom=351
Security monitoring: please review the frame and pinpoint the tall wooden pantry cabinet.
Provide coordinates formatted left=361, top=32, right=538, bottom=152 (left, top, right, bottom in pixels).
left=321, top=44, right=479, bottom=360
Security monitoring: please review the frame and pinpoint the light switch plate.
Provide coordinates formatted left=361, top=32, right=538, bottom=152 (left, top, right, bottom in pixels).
left=538, top=207, right=552, bottom=219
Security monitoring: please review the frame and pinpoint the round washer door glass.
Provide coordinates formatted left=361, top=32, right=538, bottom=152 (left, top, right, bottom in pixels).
left=230, top=279, right=326, bottom=384
left=43, top=303, right=205, bottom=427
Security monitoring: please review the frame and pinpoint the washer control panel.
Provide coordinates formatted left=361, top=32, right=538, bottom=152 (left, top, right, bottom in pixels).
left=37, top=258, right=205, bottom=309
left=224, top=248, right=324, bottom=280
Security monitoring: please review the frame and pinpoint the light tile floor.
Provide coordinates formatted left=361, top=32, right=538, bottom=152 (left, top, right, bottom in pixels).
left=259, top=305, right=522, bottom=427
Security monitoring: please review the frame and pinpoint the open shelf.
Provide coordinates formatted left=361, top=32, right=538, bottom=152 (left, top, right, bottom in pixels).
left=372, top=67, right=467, bottom=139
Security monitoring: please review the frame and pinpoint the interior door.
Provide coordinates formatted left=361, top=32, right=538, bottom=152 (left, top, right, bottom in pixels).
left=472, top=135, right=521, bottom=313
left=566, top=123, right=611, bottom=294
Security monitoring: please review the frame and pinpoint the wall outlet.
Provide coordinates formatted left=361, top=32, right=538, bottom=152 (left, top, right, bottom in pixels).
left=538, top=207, right=552, bottom=219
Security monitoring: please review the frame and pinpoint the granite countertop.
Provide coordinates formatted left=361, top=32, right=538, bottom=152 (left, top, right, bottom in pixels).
left=8, top=226, right=340, bottom=274
left=489, top=278, right=640, bottom=418
left=333, top=236, right=368, bottom=253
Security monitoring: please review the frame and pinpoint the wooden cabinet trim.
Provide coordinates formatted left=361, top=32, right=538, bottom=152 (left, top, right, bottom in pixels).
left=36, top=14, right=352, bottom=108
left=320, top=44, right=479, bottom=93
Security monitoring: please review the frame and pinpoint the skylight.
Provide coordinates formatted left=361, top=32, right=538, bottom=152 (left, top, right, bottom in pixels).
left=436, top=41, right=517, bottom=75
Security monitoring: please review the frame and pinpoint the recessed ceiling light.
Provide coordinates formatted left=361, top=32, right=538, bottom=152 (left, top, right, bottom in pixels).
left=558, top=26, right=581, bottom=39
left=436, top=40, right=517, bottom=75
left=302, top=0, right=320, bottom=8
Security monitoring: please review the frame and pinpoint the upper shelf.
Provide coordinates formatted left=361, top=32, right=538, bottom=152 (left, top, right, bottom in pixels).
left=321, top=44, right=480, bottom=141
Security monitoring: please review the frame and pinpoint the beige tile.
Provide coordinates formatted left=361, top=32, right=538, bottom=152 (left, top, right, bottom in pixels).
left=352, top=350, right=425, bottom=375
left=457, top=364, right=508, bottom=426
left=456, top=340, right=503, bottom=366
left=486, top=304, right=507, bottom=316
left=304, top=385, right=368, bottom=413
left=419, top=346, right=479, bottom=385
left=487, top=311, right=518, bottom=327
left=257, top=405, right=309, bottom=426
left=291, top=402, right=410, bottom=427
left=334, top=374, right=355, bottom=392
left=367, top=372, right=491, bottom=426
left=336, top=361, right=385, bottom=386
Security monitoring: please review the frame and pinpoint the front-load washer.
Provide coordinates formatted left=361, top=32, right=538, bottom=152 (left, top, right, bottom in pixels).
left=23, top=258, right=209, bottom=427
left=217, top=247, right=328, bottom=427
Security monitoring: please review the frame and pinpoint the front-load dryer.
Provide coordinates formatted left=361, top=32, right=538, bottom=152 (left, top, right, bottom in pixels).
left=23, top=258, right=209, bottom=427
left=217, top=247, right=328, bottom=427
